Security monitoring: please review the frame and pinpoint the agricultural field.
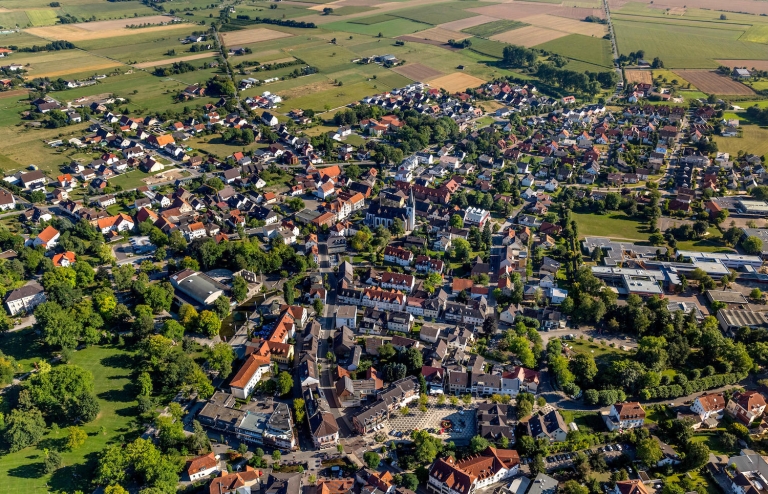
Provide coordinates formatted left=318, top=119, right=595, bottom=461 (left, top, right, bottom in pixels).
left=428, top=72, right=486, bottom=92
left=491, top=25, right=568, bottom=47
left=390, top=2, right=479, bottom=25
left=410, top=27, right=469, bottom=43
left=74, top=27, right=207, bottom=65
left=26, top=18, right=194, bottom=42
left=468, top=3, right=603, bottom=21
left=349, top=14, right=399, bottom=25
left=461, top=19, right=529, bottom=37
left=439, top=15, right=497, bottom=32
left=535, top=34, right=613, bottom=68
left=624, top=69, right=653, bottom=84
left=467, top=36, right=508, bottom=58
left=392, top=63, right=444, bottom=81
left=717, top=60, right=768, bottom=71
left=673, top=70, right=754, bottom=95
left=7, top=49, right=123, bottom=79
left=219, top=27, right=293, bottom=47
left=321, top=17, right=429, bottom=37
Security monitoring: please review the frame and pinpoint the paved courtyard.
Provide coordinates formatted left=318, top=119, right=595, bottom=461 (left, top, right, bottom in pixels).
left=386, top=405, right=477, bottom=444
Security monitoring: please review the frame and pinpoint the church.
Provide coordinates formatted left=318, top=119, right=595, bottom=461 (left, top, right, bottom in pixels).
left=365, top=187, right=416, bottom=232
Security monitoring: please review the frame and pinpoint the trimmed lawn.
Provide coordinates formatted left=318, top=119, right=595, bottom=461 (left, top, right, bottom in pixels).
left=715, top=125, right=768, bottom=161
left=567, top=338, right=631, bottom=360
left=560, top=410, right=604, bottom=432
left=690, top=433, right=738, bottom=456
left=663, top=471, right=719, bottom=494
left=0, top=345, right=139, bottom=494
left=572, top=211, right=649, bottom=241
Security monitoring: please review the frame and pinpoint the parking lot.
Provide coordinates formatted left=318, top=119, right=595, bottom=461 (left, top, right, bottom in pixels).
left=385, top=405, right=477, bottom=444
left=544, top=442, right=633, bottom=472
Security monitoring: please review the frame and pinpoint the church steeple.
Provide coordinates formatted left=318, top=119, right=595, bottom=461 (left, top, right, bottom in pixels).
left=406, top=187, right=415, bottom=232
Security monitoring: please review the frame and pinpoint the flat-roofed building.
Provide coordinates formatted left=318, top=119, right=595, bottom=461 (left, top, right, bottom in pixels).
left=706, top=290, right=749, bottom=308
left=170, top=269, right=227, bottom=306
left=717, top=309, right=768, bottom=334
left=737, top=199, right=768, bottom=215
left=676, top=250, right=763, bottom=269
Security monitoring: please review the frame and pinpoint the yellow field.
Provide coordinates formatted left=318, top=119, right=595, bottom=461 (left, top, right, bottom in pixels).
left=491, top=25, right=567, bottom=46
left=133, top=52, right=217, bottom=69
left=26, top=22, right=192, bottom=42
left=219, top=28, right=294, bottom=46
left=428, top=72, right=485, bottom=92
left=624, top=69, right=652, bottom=84
left=653, top=69, right=694, bottom=87
left=10, top=49, right=125, bottom=78
left=740, top=24, right=768, bottom=43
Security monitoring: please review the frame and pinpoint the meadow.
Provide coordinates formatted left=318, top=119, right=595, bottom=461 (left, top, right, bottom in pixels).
left=74, top=27, right=206, bottom=65
left=321, top=18, right=430, bottom=37
left=572, top=211, right=649, bottom=241
left=715, top=125, right=768, bottom=160
left=0, top=344, right=139, bottom=494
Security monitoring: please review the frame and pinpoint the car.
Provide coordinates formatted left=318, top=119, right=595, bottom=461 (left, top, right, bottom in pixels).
left=615, top=444, right=622, bottom=451
left=547, top=457, right=554, bottom=463
left=627, top=467, right=633, bottom=473
left=605, top=445, right=613, bottom=451
left=458, top=410, right=464, bottom=415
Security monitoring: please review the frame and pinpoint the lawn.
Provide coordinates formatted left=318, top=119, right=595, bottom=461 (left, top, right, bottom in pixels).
left=663, top=471, right=719, bottom=494
left=536, top=34, right=614, bottom=68
left=567, top=338, right=631, bottom=360
left=675, top=227, right=734, bottom=253
left=0, top=122, right=91, bottom=176
left=462, top=20, right=528, bottom=37
left=0, top=345, right=139, bottom=494
left=715, top=125, right=768, bottom=160
left=559, top=410, right=604, bottom=432
left=572, top=211, right=649, bottom=241
left=690, top=434, right=738, bottom=456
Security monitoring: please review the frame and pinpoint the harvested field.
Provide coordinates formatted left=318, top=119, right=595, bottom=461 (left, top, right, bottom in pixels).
left=717, top=60, right=768, bottom=71
left=625, top=69, right=652, bottom=84
left=0, top=88, right=28, bottom=99
left=412, top=27, right=470, bottom=42
left=396, top=35, right=463, bottom=50
left=673, top=70, right=754, bottom=95
left=220, top=28, right=293, bottom=46
left=25, top=23, right=191, bottom=42
left=619, top=0, right=768, bottom=16
left=33, top=61, right=123, bottom=79
left=133, top=52, right=217, bottom=68
left=521, top=13, right=607, bottom=36
left=391, top=62, right=444, bottom=81
left=428, top=72, right=485, bottom=92
left=468, top=3, right=603, bottom=21
left=491, top=25, right=567, bottom=46
left=461, top=19, right=528, bottom=37
left=439, top=15, right=498, bottom=32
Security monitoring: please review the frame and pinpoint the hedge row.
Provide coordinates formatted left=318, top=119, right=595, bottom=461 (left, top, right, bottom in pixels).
left=638, top=372, right=745, bottom=400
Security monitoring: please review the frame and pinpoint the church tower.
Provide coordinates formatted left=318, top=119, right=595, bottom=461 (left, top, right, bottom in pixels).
left=405, top=187, right=416, bottom=232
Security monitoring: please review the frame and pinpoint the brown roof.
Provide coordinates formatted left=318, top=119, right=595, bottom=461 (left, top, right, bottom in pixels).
left=187, top=452, right=217, bottom=476
left=452, top=278, right=474, bottom=292
left=615, top=480, right=649, bottom=494
left=208, top=466, right=261, bottom=494
left=319, top=479, right=354, bottom=494
left=734, top=391, right=767, bottom=411
left=696, top=393, right=725, bottom=412
left=614, top=402, right=646, bottom=420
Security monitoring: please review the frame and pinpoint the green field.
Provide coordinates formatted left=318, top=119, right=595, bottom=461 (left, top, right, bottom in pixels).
left=468, top=37, right=507, bottom=58
left=349, top=14, right=399, bottom=25
left=0, top=345, right=138, bottom=494
left=715, top=124, right=768, bottom=160
left=322, top=18, right=430, bottom=37
left=613, top=18, right=768, bottom=68
left=75, top=27, right=205, bottom=64
left=0, top=30, right=50, bottom=49
left=0, top=11, right=31, bottom=29
left=235, top=4, right=318, bottom=20
left=461, top=20, right=528, bottom=37
left=328, top=6, right=374, bottom=16
left=25, top=9, right=58, bottom=26
left=390, top=2, right=479, bottom=25
left=61, top=1, right=162, bottom=20
left=536, top=34, right=614, bottom=68
left=572, top=211, right=649, bottom=241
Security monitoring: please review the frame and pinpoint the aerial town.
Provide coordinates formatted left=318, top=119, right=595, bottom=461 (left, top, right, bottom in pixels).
left=6, top=0, right=768, bottom=494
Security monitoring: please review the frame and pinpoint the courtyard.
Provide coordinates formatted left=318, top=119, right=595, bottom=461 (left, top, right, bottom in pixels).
left=386, top=404, right=478, bottom=444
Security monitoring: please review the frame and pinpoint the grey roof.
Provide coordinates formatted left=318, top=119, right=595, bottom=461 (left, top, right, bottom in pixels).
left=527, top=410, right=566, bottom=439
left=707, top=290, right=749, bottom=305
left=170, top=269, right=226, bottom=305
left=526, top=474, right=558, bottom=494
left=719, top=309, right=768, bottom=328
left=5, top=281, right=44, bottom=303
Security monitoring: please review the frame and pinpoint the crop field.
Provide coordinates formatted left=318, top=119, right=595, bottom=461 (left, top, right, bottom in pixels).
left=461, top=19, right=528, bottom=37
left=133, top=52, right=217, bottom=69
left=411, top=27, right=469, bottom=42
left=624, top=69, right=653, bottom=84
left=522, top=13, right=608, bottom=36
left=673, top=70, right=754, bottom=95
left=10, top=49, right=124, bottom=79
left=652, top=69, right=694, bottom=86
left=349, top=14, right=399, bottom=25
left=468, top=3, right=603, bottom=21
left=428, top=72, right=485, bottom=92
left=391, top=3, right=479, bottom=25
left=327, top=6, right=375, bottom=16
left=25, top=9, right=58, bottom=27
left=491, top=25, right=568, bottom=46
left=75, top=28, right=206, bottom=65
left=717, top=60, right=768, bottom=71
left=439, top=15, right=497, bottom=32
left=26, top=20, right=193, bottom=42
left=0, top=11, right=31, bottom=29
left=620, top=0, right=768, bottom=16
left=60, top=1, right=158, bottom=21
left=322, top=18, right=430, bottom=37
left=535, top=34, right=613, bottom=67
left=0, top=30, right=49, bottom=48
left=392, top=62, right=444, bottom=80
left=220, top=27, right=293, bottom=46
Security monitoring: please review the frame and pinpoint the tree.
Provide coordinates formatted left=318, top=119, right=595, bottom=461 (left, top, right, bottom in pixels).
left=313, top=298, right=324, bottom=316
left=636, top=437, right=662, bottom=466
left=113, top=264, right=135, bottom=291
left=743, top=236, right=763, bottom=255
left=277, top=371, right=293, bottom=396
left=423, top=272, right=443, bottom=294
left=179, top=303, right=198, bottom=330
left=452, top=238, right=471, bottom=263
left=189, top=420, right=211, bottom=454
left=162, top=319, right=185, bottom=342
left=213, top=295, right=231, bottom=319
left=232, top=276, right=248, bottom=303
left=6, top=407, right=46, bottom=452
left=363, top=451, right=381, bottom=469
left=684, top=440, right=710, bottom=469
left=751, top=288, right=763, bottom=301
left=450, top=214, right=464, bottom=228
left=560, top=481, right=589, bottom=494
left=294, top=398, right=306, bottom=424
left=197, top=310, right=221, bottom=338
left=44, top=449, right=63, bottom=474
left=400, top=406, right=411, bottom=416
left=529, top=455, right=546, bottom=476
left=207, top=343, right=235, bottom=376
left=470, top=435, right=490, bottom=453
left=67, top=426, right=87, bottom=450
left=400, top=473, right=419, bottom=491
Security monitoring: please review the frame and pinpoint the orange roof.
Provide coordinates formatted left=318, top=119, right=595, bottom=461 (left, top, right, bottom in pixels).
left=189, top=221, right=205, bottom=231
left=57, top=174, right=72, bottom=183
left=52, top=251, right=76, bottom=267
left=319, top=479, right=355, bottom=494
left=37, top=225, right=59, bottom=245
left=154, top=134, right=175, bottom=146
left=452, top=278, right=474, bottom=292
left=230, top=354, right=270, bottom=389
left=318, top=165, right=341, bottom=179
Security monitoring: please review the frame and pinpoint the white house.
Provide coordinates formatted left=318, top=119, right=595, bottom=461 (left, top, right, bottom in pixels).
left=0, top=188, right=15, bottom=211
left=186, top=453, right=219, bottom=482
left=5, top=281, right=46, bottom=316
left=726, top=391, right=767, bottom=425
left=335, top=305, right=357, bottom=329
left=428, top=448, right=520, bottom=494
left=229, top=354, right=271, bottom=399
left=690, top=393, right=725, bottom=425
left=33, top=225, right=60, bottom=250
left=603, top=402, right=645, bottom=431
